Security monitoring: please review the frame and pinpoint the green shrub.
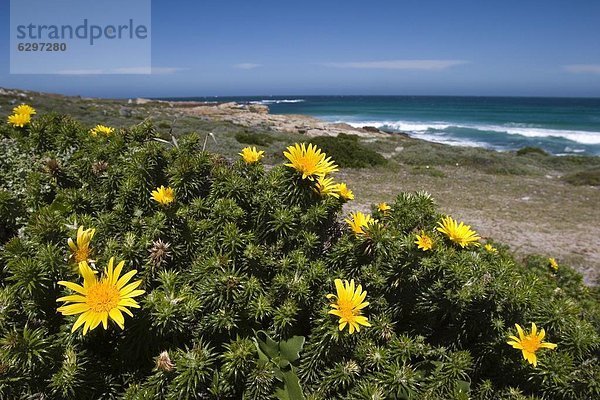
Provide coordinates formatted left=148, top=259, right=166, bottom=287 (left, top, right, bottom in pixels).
left=397, top=142, right=538, bottom=175
left=0, top=111, right=599, bottom=399
left=562, top=167, right=600, bottom=186
left=516, top=147, right=548, bottom=156
left=235, top=131, right=275, bottom=146
left=309, top=133, right=387, bottom=168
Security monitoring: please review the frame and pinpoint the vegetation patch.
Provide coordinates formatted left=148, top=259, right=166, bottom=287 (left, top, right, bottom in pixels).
left=309, top=133, right=387, bottom=168
left=235, top=131, right=276, bottom=146
left=0, top=106, right=599, bottom=399
left=516, top=146, right=548, bottom=156
left=562, top=167, right=600, bottom=186
left=410, top=165, right=446, bottom=178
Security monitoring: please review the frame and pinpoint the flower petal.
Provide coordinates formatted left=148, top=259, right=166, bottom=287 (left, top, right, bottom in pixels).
left=119, top=280, right=142, bottom=296
left=56, top=294, right=87, bottom=303
left=116, top=270, right=137, bottom=290
left=58, top=281, right=87, bottom=295
left=58, top=303, right=90, bottom=315
left=109, top=308, right=125, bottom=329
left=71, top=311, right=91, bottom=333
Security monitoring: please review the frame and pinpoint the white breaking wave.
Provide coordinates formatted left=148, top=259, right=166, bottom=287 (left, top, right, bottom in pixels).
left=413, top=133, right=491, bottom=149
left=338, top=119, right=600, bottom=145
left=250, top=99, right=305, bottom=105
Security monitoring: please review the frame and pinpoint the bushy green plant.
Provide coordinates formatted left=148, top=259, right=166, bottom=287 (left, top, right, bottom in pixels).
left=562, top=167, right=600, bottom=186
left=0, top=110, right=599, bottom=399
left=516, top=147, right=548, bottom=157
left=309, top=133, right=387, bottom=168
left=235, top=131, right=276, bottom=146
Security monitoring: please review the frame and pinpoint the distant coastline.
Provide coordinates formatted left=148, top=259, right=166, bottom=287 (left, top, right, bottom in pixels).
left=160, top=95, right=600, bottom=156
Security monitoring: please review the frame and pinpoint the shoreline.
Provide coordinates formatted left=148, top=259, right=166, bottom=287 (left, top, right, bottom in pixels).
left=158, top=94, right=600, bottom=157
left=2, top=87, right=599, bottom=157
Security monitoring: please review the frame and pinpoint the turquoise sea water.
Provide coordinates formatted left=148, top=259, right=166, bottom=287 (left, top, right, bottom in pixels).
left=166, top=96, right=600, bottom=156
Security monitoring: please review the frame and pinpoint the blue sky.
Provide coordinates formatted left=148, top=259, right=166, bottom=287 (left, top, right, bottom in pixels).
left=1, top=0, right=600, bottom=97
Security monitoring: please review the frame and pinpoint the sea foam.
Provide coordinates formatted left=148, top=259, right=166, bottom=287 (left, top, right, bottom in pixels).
left=340, top=120, right=600, bottom=145
left=250, top=99, right=305, bottom=105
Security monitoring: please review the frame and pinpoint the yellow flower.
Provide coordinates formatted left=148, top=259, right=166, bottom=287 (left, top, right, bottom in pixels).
left=377, top=203, right=391, bottom=213
left=314, top=176, right=340, bottom=198
left=151, top=186, right=175, bottom=206
left=436, top=216, right=480, bottom=248
left=283, top=143, right=338, bottom=180
left=326, top=278, right=371, bottom=334
left=68, top=226, right=96, bottom=263
left=507, top=323, right=557, bottom=367
left=345, top=211, right=377, bottom=236
left=239, top=146, right=265, bottom=164
left=415, top=232, right=434, bottom=251
left=90, top=124, right=115, bottom=137
left=484, top=243, right=498, bottom=254
left=57, top=258, right=144, bottom=335
left=12, top=104, right=36, bottom=116
left=548, top=257, right=559, bottom=271
left=336, top=183, right=354, bottom=201
left=7, top=113, right=31, bottom=127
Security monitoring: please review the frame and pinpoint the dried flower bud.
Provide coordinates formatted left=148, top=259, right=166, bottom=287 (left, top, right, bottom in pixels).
left=91, top=160, right=109, bottom=176
left=155, top=351, right=174, bottom=372
left=149, top=239, right=172, bottom=266
left=44, top=158, right=60, bottom=175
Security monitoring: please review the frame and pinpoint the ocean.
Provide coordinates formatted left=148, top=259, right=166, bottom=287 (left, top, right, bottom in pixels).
left=167, top=96, right=600, bottom=156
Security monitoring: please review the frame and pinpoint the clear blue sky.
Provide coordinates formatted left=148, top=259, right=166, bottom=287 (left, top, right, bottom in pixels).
left=1, top=0, right=600, bottom=98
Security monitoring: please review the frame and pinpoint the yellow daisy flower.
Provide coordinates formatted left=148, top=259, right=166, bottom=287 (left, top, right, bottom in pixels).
left=326, top=278, right=371, bottom=334
left=12, top=104, right=36, bottom=116
left=57, top=258, right=144, bottom=335
left=345, top=211, right=377, bottom=236
left=484, top=243, right=498, bottom=254
left=7, top=113, right=31, bottom=127
left=377, top=202, right=391, bottom=214
left=548, top=257, right=559, bottom=271
left=151, top=186, right=175, bottom=206
left=239, top=146, right=265, bottom=164
left=68, top=226, right=96, bottom=263
left=507, top=323, right=557, bottom=367
left=415, top=232, right=434, bottom=251
left=336, top=183, right=354, bottom=201
left=314, top=176, right=340, bottom=198
left=283, top=143, right=338, bottom=180
left=436, top=216, right=480, bottom=248
left=90, top=124, right=115, bottom=137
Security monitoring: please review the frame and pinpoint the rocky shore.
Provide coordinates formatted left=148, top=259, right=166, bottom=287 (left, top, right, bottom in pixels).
left=135, top=97, right=386, bottom=138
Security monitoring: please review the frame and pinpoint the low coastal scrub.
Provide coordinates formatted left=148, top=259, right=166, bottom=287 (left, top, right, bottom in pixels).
left=562, top=167, right=600, bottom=187
left=309, top=133, right=387, bottom=168
left=235, top=131, right=276, bottom=147
left=1, top=106, right=600, bottom=399
left=516, top=147, right=548, bottom=157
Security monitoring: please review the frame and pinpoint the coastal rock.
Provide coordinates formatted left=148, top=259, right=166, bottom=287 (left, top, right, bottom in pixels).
left=119, top=107, right=133, bottom=117
left=247, top=104, right=269, bottom=114
left=362, top=125, right=382, bottom=133
left=170, top=102, right=385, bottom=138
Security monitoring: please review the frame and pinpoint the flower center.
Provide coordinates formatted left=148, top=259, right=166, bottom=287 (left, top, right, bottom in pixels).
left=521, top=335, right=541, bottom=353
left=86, top=281, right=120, bottom=312
left=74, top=247, right=90, bottom=263
left=338, top=299, right=358, bottom=321
left=297, top=158, right=317, bottom=174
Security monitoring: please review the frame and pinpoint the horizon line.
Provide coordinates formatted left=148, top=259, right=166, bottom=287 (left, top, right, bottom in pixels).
left=1, top=86, right=599, bottom=100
